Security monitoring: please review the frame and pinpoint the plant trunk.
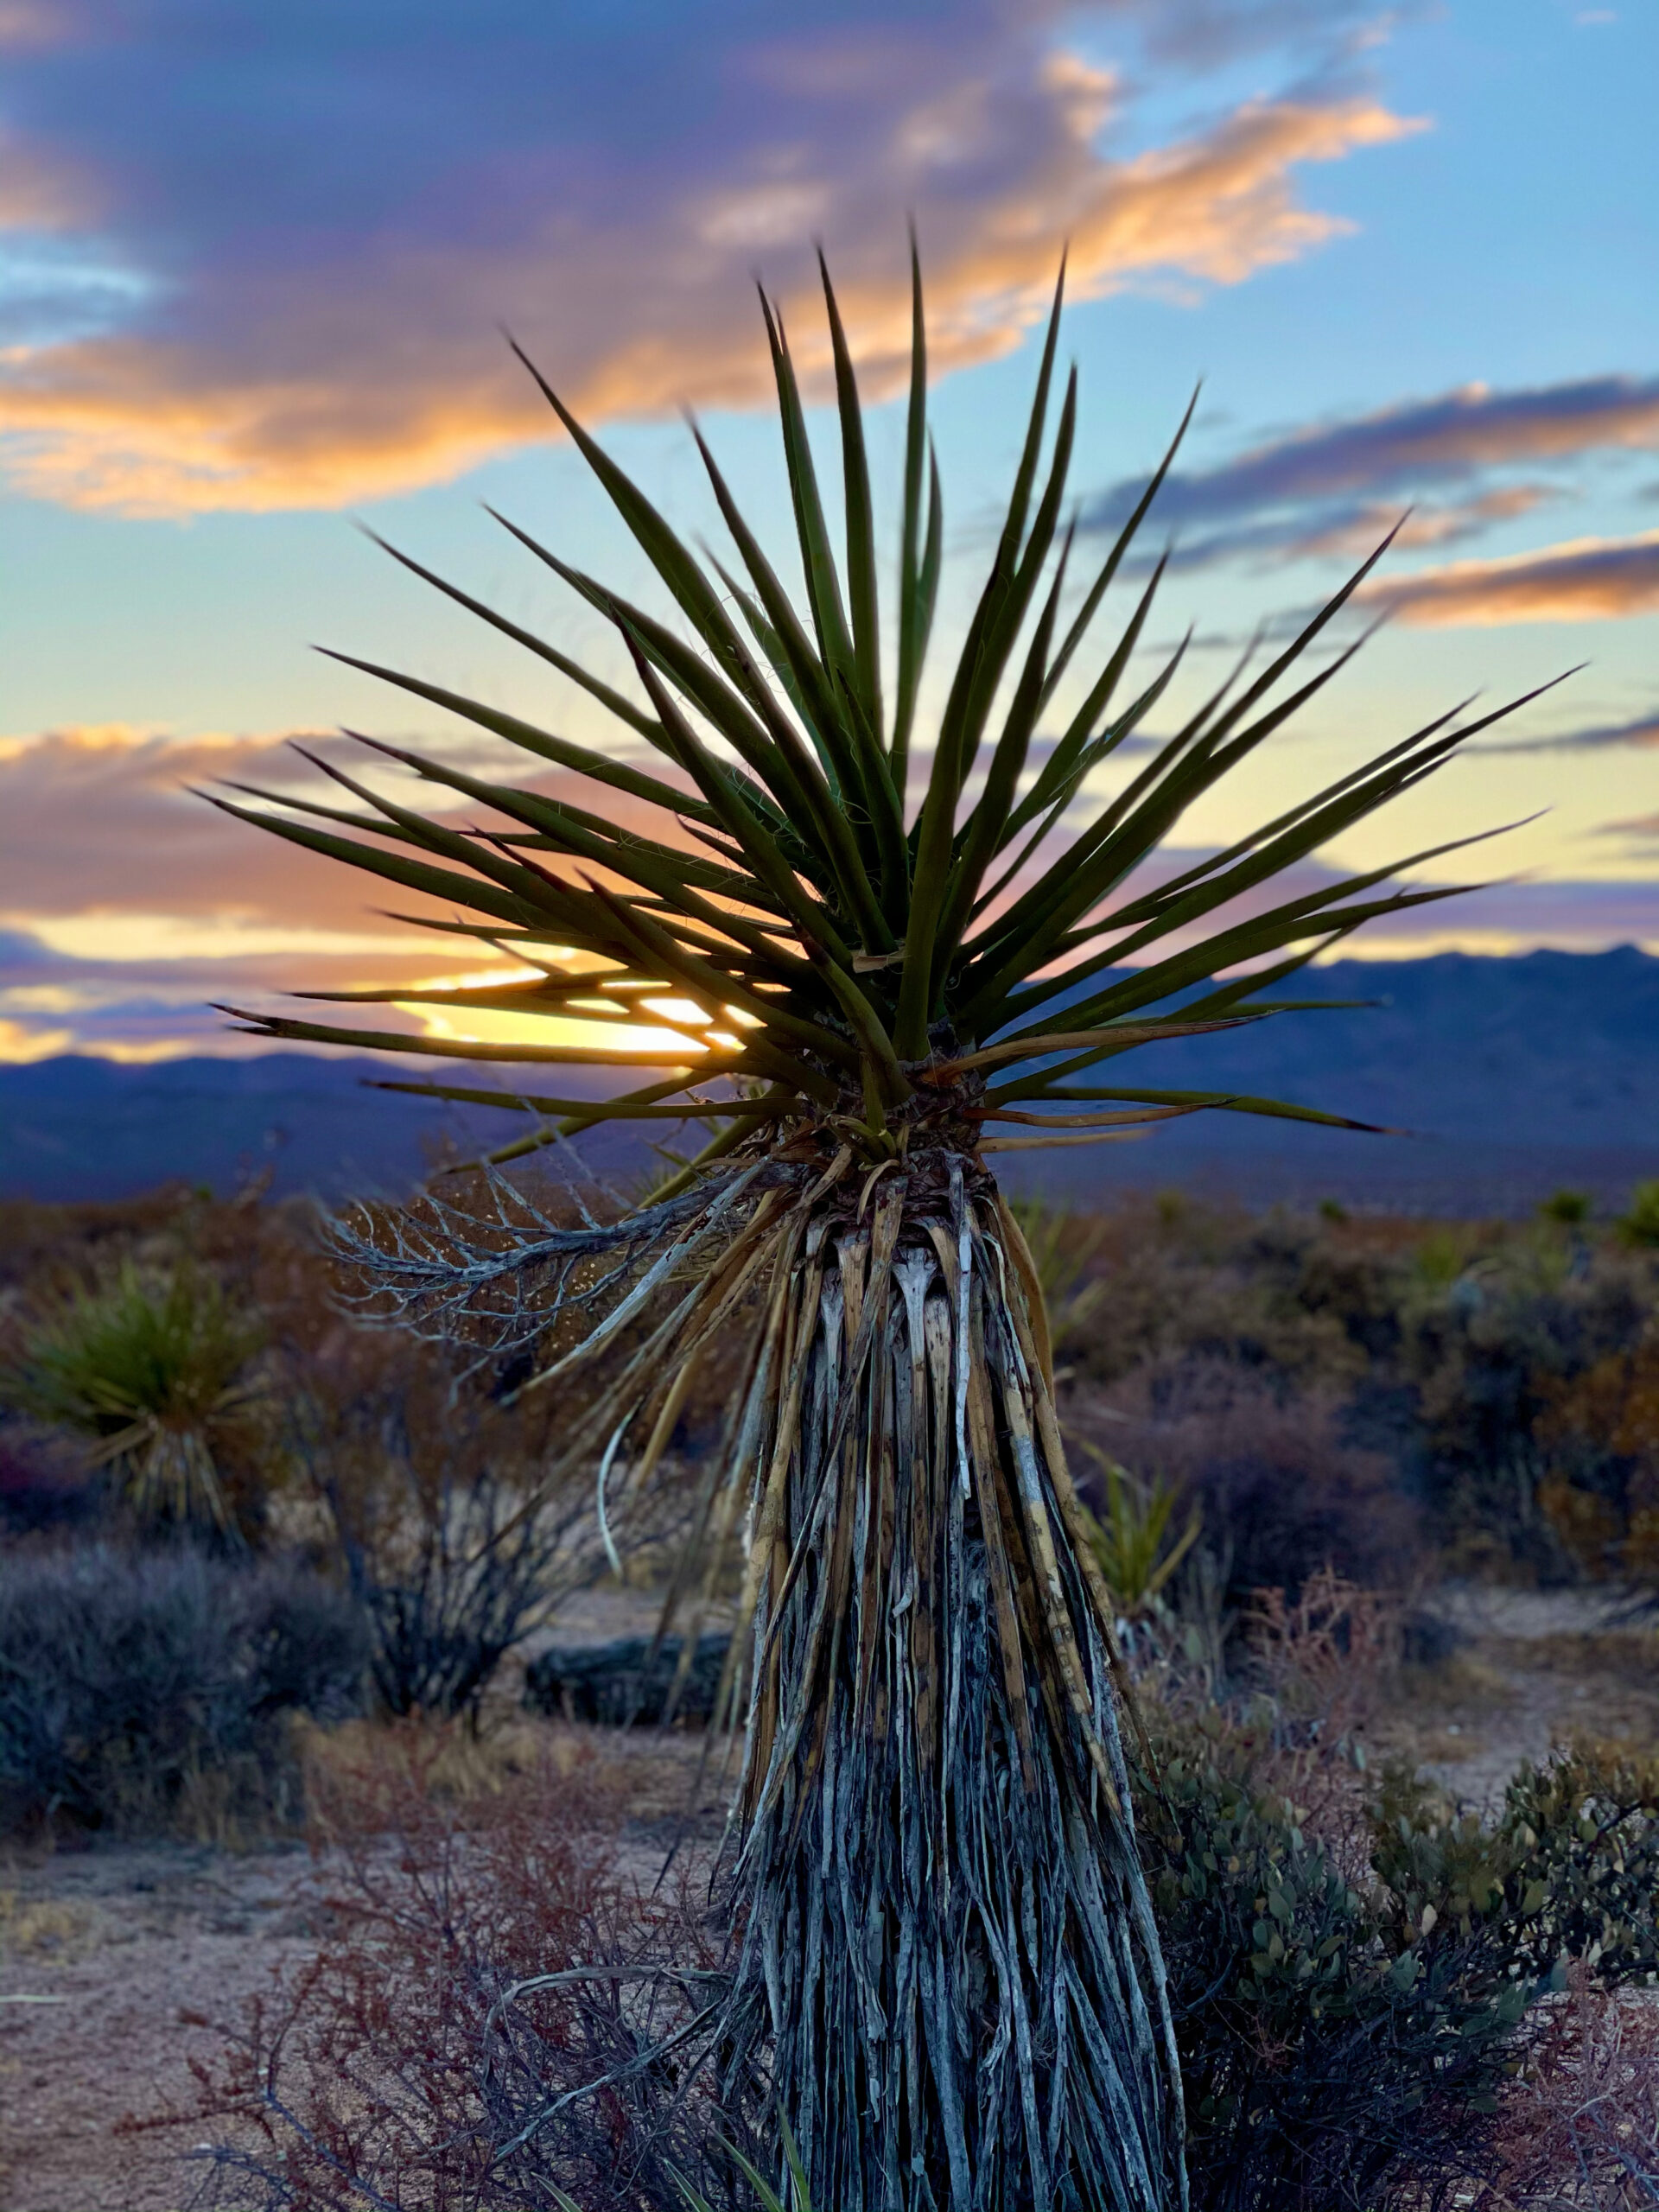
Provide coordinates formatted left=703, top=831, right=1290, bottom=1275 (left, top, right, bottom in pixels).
left=714, top=1158, right=1186, bottom=2212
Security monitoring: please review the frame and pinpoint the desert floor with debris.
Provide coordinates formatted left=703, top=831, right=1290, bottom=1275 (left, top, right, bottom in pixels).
left=3, top=1586, right=1657, bottom=2212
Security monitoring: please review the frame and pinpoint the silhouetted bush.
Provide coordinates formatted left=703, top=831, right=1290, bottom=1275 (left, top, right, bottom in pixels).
left=283, top=1330, right=603, bottom=1719
left=0, top=1544, right=365, bottom=1834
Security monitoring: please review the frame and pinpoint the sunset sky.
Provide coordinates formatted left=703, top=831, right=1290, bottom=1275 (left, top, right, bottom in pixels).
left=3, top=0, right=1656, bottom=1064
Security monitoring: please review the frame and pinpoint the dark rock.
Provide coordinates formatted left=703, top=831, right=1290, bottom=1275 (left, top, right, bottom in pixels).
left=524, top=1631, right=733, bottom=1727
left=1400, top=1609, right=1471, bottom=1669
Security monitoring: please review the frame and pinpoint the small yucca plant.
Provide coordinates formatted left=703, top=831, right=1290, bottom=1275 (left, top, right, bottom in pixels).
left=216, top=245, right=1539, bottom=2212
left=1007, top=1195, right=1111, bottom=1358
left=1076, top=1444, right=1202, bottom=1619
left=0, top=1262, right=265, bottom=1532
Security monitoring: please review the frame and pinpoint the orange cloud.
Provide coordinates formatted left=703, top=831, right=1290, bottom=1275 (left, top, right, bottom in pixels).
left=1362, top=530, right=1659, bottom=626
left=0, top=721, right=696, bottom=969
left=0, top=0, right=1421, bottom=515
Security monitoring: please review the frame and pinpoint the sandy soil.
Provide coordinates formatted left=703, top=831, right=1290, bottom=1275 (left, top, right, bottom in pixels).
left=1381, top=1583, right=1659, bottom=1808
left=3, top=1586, right=1656, bottom=2212
left=0, top=1838, right=333, bottom=2212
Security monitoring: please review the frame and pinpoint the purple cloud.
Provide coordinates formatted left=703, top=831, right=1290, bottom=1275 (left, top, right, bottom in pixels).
left=1084, top=376, right=1659, bottom=569
left=0, top=0, right=1414, bottom=511
left=1475, top=709, right=1659, bottom=754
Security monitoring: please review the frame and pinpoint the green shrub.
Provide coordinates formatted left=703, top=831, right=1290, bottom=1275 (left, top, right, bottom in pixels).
left=1135, top=1721, right=1659, bottom=2212
left=1372, top=1746, right=1659, bottom=1990
left=1539, top=1188, right=1592, bottom=1227
left=1073, top=1441, right=1199, bottom=1616
left=1619, top=1179, right=1659, bottom=1249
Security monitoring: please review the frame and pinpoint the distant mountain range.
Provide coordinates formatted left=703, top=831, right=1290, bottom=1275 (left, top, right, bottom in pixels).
left=3, top=947, right=1656, bottom=1216
left=0, top=1051, right=645, bottom=1208
left=1020, top=944, right=1659, bottom=1216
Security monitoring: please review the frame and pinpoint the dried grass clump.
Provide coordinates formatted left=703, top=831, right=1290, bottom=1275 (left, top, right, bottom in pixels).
left=1249, top=1567, right=1405, bottom=1746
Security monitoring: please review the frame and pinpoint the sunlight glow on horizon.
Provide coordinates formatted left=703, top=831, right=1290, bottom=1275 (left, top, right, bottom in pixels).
left=1, top=2, right=1654, bottom=1062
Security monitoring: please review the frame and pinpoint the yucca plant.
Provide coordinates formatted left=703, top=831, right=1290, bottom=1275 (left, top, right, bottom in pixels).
left=1007, top=1195, right=1111, bottom=1360
left=0, top=1262, right=265, bottom=1533
left=213, top=247, right=1541, bottom=2212
left=1075, top=1444, right=1202, bottom=1619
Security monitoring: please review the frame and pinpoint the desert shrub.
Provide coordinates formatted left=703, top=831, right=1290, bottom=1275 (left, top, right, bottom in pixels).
left=152, top=1738, right=760, bottom=2212
left=1618, top=1180, right=1659, bottom=1251
left=1395, top=1240, right=1649, bottom=1572
left=1082, top=1359, right=1416, bottom=1605
left=1373, top=1746, right=1659, bottom=1993
left=1071, top=1199, right=1361, bottom=1391
left=342, top=1460, right=575, bottom=1719
left=1136, top=1719, right=1659, bottom=2212
left=0, top=1187, right=664, bottom=1721
left=0, top=1259, right=270, bottom=1535
left=1144, top=1727, right=1523, bottom=2212
left=1056, top=1195, right=1659, bottom=1576
left=0, top=1185, right=211, bottom=1294
left=1540, top=1189, right=1593, bottom=1228
left=1478, top=1964, right=1659, bottom=2209
left=282, top=1327, right=609, bottom=1719
left=1246, top=1567, right=1404, bottom=1756
left=1536, top=1335, right=1659, bottom=1584
left=1072, top=1442, right=1200, bottom=1617
left=0, top=1544, right=365, bottom=1834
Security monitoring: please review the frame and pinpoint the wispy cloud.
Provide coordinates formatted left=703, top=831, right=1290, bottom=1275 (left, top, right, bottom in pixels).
left=0, top=1, right=1416, bottom=512
left=1084, top=375, right=1659, bottom=567
left=0, top=725, right=378, bottom=931
left=0, top=718, right=686, bottom=925
left=1359, top=530, right=1659, bottom=626
left=1476, top=709, right=1659, bottom=754
left=0, top=919, right=432, bottom=1061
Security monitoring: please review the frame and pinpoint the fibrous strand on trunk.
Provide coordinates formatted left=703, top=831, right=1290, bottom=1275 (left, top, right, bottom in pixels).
left=336, top=1141, right=1189, bottom=2209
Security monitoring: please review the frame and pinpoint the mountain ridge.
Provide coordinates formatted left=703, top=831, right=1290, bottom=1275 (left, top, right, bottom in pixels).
left=3, top=947, right=1656, bottom=1215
